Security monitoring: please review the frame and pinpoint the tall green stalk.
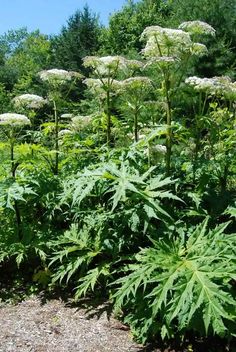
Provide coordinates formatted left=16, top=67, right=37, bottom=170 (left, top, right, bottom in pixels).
left=106, top=89, right=112, bottom=145
left=163, top=73, right=172, bottom=176
left=134, top=106, right=139, bottom=142
left=9, top=131, right=23, bottom=241
left=53, top=99, right=59, bottom=175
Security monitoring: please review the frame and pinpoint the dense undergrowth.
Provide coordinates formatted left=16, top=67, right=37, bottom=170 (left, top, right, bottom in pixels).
left=0, top=15, right=235, bottom=349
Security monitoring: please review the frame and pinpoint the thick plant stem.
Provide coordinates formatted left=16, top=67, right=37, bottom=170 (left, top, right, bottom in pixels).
left=14, top=200, right=23, bottom=241
left=10, top=137, right=23, bottom=241
left=10, top=139, right=14, bottom=178
left=193, top=131, right=200, bottom=182
left=164, top=79, right=172, bottom=177
left=53, top=99, right=59, bottom=175
left=220, top=163, right=229, bottom=193
left=134, top=108, right=138, bottom=142
left=106, top=90, right=111, bottom=146
left=193, top=93, right=203, bottom=182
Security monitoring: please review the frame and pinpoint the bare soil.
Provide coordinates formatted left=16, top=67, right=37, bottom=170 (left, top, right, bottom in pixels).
left=0, top=297, right=155, bottom=352
left=0, top=296, right=234, bottom=352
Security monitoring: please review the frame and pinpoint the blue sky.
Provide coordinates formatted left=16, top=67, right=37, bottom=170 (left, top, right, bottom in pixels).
left=0, top=0, right=131, bottom=35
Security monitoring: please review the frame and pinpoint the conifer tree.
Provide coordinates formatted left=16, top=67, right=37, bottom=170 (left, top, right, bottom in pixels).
left=51, top=5, right=101, bottom=72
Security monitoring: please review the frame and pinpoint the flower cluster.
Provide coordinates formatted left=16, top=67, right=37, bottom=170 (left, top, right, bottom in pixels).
left=150, top=144, right=167, bottom=155
left=83, top=78, right=121, bottom=93
left=83, top=56, right=127, bottom=76
left=0, top=113, right=30, bottom=127
left=185, top=76, right=222, bottom=93
left=39, top=69, right=82, bottom=86
left=83, top=56, right=143, bottom=77
left=71, top=115, right=93, bottom=130
left=12, top=94, right=47, bottom=109
left=60, top=113, right=74, bottom=119
left=185, top=76, right=236, bottom=102
left=191, top=43, right=208, bottom=57
left=185, top=76, right=236, bottom=99
left=125, top=59, right=143, bottom=71
left=58, top=129, right=72, bottom=138
left=141, top=26, right=192, bottom=58
left=179, top=21, right=216, bottom=37
left=120, top=76, right=153, bottom=89
left=144, top=56, right=177, bottom=69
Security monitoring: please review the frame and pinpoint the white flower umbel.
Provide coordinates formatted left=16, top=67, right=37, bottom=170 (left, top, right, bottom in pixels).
left=58, top=129, right=72, bottom=137
left=61, top=113, right=74, bottom=119
left=144, top=56, right=177, bottom=69
left=83, top=56, right=127, bottom=76
left=141, top=26, right=192, bottom=58
left=83, top=56, right=143, bottom=77
left=191, top=43, right=208, bottom=57
left=0, top=113, right=30, bottom=126
left=179, top=21, right=216, bottom=37
left=71, top=115, right=93, bottom=130
left=39, top=69, right=82, bottom=86
left=125, top=59, right=144, bottom=71
left=13, top=94, right=47, bottom=109
left=83, top=78, right=121, bottom=92
left=185, top=76, right=232, bottom=95
left=120, top=76, right=153, bottom=89
left=150, top=144, right=167, bottom=154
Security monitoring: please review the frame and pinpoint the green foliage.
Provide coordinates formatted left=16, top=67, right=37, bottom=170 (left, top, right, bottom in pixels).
left=0, top=7, right=235, bottom=348
left=0, top=178, right=36, bottom=211
left=167, top=0, right=236, bottom=76
left=100, top=0, right=171, bottom=55
left=0, top=29, right=51, bottom=91
left=60, top=156, right=179, bottom=222
left=113, top=219, right=236, bottom=342
left=51, top=5, right=101, bottom=72
left=50, top=156, right=180, bottom=299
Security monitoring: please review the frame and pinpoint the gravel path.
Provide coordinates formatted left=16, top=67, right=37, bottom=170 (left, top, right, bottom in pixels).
left=0, top=297, right=150, bottom=352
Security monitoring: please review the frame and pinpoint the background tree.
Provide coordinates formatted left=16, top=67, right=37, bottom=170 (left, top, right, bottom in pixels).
left=166, top=0, right=236, bottom=77
left=50, top=5, right=101, bottom=72
left=100, top=0, right=171, bottom=55
left=0, top=29, right=51, bottom=92
left=0, top=28, right=29, bottom=90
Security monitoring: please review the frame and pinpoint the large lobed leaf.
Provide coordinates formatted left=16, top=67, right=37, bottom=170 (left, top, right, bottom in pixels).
left=113, top=219, right=236, bottom=341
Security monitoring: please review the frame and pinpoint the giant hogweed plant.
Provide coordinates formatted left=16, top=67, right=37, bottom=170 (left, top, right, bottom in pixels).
left=83, top=56, right=143, bottom=145
left=112, top=219, right=236, bottom=343
left=118, top=76, right=154, bottom=142
left=185, top=75, right=236, bottom=189
left=38, top=68, right=82, bottom=175
left=50, top=156, right=181, bottom=299
left=141, top=21, right=215, bottom=175
left=0, top=113, right=32, bottom=241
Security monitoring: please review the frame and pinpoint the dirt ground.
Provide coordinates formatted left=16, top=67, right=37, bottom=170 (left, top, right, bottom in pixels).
left=0, top=297, right=155, bottom=352
left=0, top=296, right=234, bottom=352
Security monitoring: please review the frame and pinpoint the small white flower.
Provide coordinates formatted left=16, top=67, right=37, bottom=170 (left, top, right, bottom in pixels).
left=0, top=113, right=30, bottom=126
left=12, top=94, right=47, bottom=109
left=179, top=21, right=216, bottom=37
